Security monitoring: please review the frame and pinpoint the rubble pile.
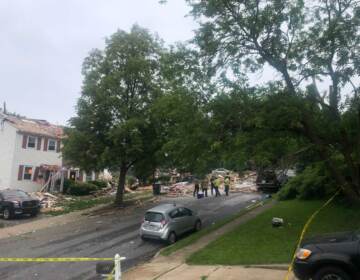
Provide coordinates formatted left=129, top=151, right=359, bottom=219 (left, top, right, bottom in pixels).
left=166, top=182, right=194, bottom=197
left=233, top=171, right=258, bottom=193
left=31, top=192, right=59, bottom=209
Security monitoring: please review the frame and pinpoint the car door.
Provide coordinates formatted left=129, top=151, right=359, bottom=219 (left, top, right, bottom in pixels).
left=181, top=208, right=195, bottom=231
left=169, top=208, right=187, bottom=235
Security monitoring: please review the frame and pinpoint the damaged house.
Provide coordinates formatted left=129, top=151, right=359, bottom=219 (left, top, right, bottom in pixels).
left=0, top=112, right=98, bottom=192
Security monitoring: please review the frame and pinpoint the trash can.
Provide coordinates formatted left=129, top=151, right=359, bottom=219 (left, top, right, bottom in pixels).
left=152, top=183, right=161, bottom=195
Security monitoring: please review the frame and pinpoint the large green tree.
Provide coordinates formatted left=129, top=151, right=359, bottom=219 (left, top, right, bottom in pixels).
left=151, top=44, right=216, bottom=176
left=184, top=0, right=360, bottom=200
left=63, top=25, right=163, bottom=205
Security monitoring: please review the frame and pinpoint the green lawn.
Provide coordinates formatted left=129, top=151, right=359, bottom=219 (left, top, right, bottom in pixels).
left=187, top=199, right=360, bottom=265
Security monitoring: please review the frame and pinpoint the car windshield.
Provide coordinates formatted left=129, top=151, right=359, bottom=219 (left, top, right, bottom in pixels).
left=1, top=191, right=29, bottom=200
left=144, top=212, right=164, bottom=222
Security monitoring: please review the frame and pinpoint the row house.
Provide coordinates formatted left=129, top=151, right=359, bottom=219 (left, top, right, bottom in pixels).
left=0, top=112, right=97, bottom=192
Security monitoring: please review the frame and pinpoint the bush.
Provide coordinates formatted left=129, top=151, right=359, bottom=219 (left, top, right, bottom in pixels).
left=67, top=181, right=98, bottom=196
left=126, top=176, right=137, bottom=187
left=278, top=183, right=298, bottom=200
left=62, top=178, right=72, bottom=194
left=88, top=180, right=108, bottom=190
left=278, top=163, right=337, bottom=200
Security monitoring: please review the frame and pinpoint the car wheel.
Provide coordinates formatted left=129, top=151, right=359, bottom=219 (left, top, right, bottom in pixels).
left=167, top=232, right=177, bottom=245
left=140, top=235, right=146, bottom=241
left=194, top=220, right=202, bottom=232
left=3, top=208, right=13, bottom=220
left=313, top=266, right=351, bottom=280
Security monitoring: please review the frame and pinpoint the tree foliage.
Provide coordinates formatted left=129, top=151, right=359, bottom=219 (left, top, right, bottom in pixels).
left=63, top=25, right=163, bottom=205
left=186, top=0, right=360, bottom=200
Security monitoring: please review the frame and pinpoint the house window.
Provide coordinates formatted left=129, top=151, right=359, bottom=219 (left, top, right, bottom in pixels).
left=23, top=166, right=33, bottom=180
left=48, top=139, right=56, bottom=151
left=27, top=136, right=36, bottom=149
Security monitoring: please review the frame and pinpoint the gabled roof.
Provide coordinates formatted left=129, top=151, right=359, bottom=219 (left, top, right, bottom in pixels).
left=2, top=113, right=64, bottom=139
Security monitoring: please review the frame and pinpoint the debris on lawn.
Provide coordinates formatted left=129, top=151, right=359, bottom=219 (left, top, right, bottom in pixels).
left=31, top=192, right=59, bottom=209
left=42, top=206, right=64, bottom=213
left=272, top=217, right=284, bottom=227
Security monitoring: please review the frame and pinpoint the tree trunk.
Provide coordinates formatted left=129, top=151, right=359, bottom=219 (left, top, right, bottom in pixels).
left=115, top=164, right=127, bottom=206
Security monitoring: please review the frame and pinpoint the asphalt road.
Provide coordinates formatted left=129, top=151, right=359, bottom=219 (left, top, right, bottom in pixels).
left=0, top=192, right=263, bottom=280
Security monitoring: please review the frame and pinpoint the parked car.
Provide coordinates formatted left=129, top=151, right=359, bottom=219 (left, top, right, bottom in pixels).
left=0, top=189, right=40, bottom=220
left=256, top=169, right=280, bottom=191
left=211, top=168, right=230, bottom=177
left=293, top=230, right=360, bottom=280
left=140, top=204, right=201, bottom=244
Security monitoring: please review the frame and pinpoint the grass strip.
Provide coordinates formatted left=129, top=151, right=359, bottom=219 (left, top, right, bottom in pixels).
left=186, top=199, right=360, bottom=265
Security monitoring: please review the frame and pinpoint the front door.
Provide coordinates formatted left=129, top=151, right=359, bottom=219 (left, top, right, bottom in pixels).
left=69, top=171, right=77, bottom=181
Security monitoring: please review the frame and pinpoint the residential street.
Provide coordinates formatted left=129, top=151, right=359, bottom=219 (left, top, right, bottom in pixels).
left=0, top=192, right=263, bottom=280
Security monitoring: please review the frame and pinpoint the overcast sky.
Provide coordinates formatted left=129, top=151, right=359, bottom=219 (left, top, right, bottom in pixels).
left=0, top=0, right=198, bottom=125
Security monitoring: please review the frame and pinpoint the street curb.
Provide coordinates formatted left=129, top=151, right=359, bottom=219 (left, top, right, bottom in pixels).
left=244, top=264, right=289, bottom=271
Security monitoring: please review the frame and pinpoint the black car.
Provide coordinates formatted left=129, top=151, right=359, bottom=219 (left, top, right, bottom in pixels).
left=293, top=230, right=360, bottom=280
left=0, top=189, right=40, bottom=220
left=256, top=170, right=281, bottom=192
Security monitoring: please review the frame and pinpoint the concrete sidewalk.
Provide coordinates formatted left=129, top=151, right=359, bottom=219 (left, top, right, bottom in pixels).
left=123, top=200, right=297, bottom=279
left=125, top=263, right=289, bottom=280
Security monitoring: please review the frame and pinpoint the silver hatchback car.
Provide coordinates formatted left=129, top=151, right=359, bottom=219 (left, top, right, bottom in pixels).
left=140, top=204, right=202, bottom=244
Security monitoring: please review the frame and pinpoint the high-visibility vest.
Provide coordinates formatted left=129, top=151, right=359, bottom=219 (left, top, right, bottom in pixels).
left=214, top=178, right=221, bottom=187
left=224, top=178, right=230, bottom=186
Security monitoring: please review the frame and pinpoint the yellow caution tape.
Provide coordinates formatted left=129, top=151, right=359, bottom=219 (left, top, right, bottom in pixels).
left=0, top=257, right=113, bottom=262
left=284, top=188, right=341, bottom=280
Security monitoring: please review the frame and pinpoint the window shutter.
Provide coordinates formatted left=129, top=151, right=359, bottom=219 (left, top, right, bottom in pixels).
left=43, top=137, right=48, bottom=151
left=22, top=135, right=28, bottom=149
left=37, top=137, right=42, bottom=150
left=56, top=140, right=61, bottom=153
left=33, top=167, right=40, bottom=181
left=18, top=165, right=24, bottom=181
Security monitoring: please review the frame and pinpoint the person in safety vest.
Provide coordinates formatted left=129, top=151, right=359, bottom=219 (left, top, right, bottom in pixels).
left=214, top=177, right=222, bottom=197
left=193, top=179, right=200, bottom=197
left=210, top=176, right=216, bottom=196
left=224, top=175, right=230, bottom=196
left=201, top=177, right=209, bottom=197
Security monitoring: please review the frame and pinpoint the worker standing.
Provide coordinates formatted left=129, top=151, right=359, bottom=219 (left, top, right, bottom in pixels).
left=201, top=177, right=209, bottom=197
left=224, top=175, right=230, bottom=196
left=214, top=177, right=221, bottom=197
left=210, top=176, right=216, bottom=196
left=193, top=179, right=200, bottom=197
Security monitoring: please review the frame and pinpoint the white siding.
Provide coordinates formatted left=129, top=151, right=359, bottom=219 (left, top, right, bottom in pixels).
left=10, top=132, right=62, bottom=192
left=0, top=121, right=17, bottom=188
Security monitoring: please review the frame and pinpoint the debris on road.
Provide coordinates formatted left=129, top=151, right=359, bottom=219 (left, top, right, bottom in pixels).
left=166, top=181, right=194, bottom=197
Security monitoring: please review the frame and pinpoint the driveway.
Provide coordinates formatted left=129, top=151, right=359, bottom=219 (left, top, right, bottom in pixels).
left=0, top=192, right=263, bottom=280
